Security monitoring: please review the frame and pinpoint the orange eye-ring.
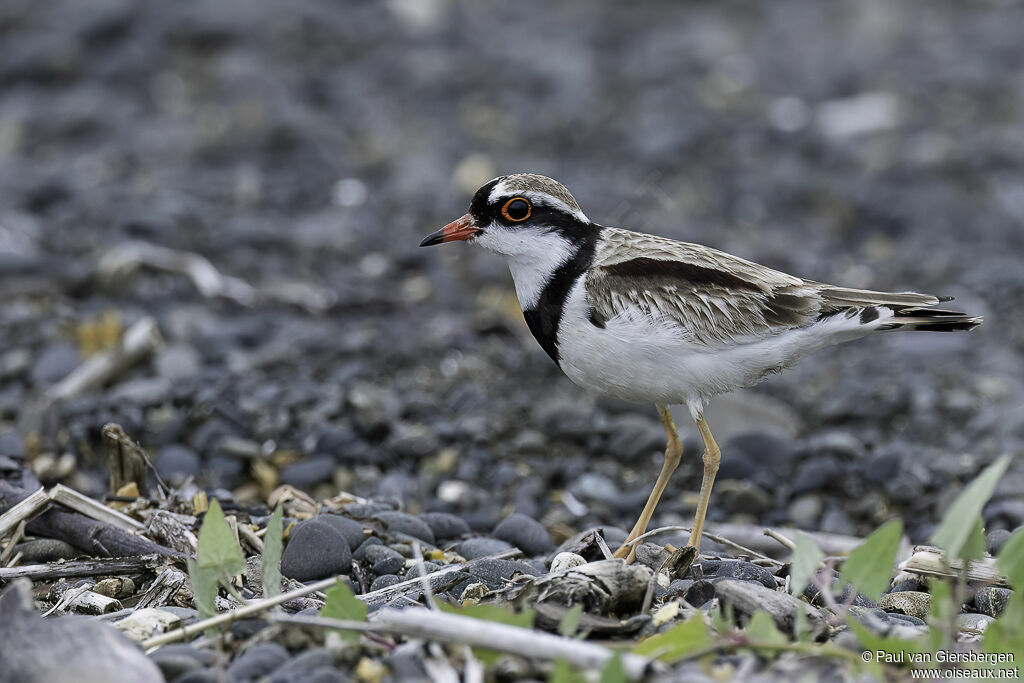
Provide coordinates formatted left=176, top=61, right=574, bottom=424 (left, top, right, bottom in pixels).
left=501, top=197, right=532, bottom=222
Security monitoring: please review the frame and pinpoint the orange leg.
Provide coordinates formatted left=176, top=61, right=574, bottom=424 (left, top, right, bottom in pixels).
left=613, top=405, right=682, bottom=561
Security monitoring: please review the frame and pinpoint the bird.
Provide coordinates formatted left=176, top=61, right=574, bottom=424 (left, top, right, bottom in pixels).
left=420, top=173, right=981, bottom=561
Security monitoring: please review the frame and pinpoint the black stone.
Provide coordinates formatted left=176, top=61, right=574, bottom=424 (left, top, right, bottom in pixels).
left=280, top=520, right=352, bottom=582
left=492, top=513, right=554, bottom=556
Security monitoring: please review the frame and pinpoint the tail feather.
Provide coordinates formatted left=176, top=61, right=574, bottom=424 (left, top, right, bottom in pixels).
left=879, top=306, right=983, bottom=332
left=817, top=285, right=982, bottom=332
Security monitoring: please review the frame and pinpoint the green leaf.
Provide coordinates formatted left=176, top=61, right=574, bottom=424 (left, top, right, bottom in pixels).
left=261, top=506, right=283, bottom=598
left=983, top=592, right=1024, bottom=668
left=558, top=604, right=584, bottom=638
left=927, top=580, right=954, bottom=652
left=745, top=611, right=787, bottom=646
left=598, top=651, right=626, bottom=683
left=996, top=527, right=1024, bottom=589
left=632, top=616, right=710, bottom=662
left=930, top=454, right=1011, bottom=561
left=548, top=658, right=584, bottom=683
left=186, top=558, right=219, bottom=622
left=960, top=517, right=988, bottom=562
left=789, top=532, right=824, bottom=596
left=196, top=498, right=245, bottom=576
left=320, top=581, right=367, bottom=643
left=839, top=520, right=902, bottom=601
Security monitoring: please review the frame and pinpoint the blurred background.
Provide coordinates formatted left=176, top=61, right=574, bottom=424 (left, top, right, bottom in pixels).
left=1, top=0, right=1022, bottom=545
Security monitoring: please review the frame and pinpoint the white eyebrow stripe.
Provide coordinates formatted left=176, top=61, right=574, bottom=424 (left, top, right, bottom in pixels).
left=488, top=182, right=588, bottom=222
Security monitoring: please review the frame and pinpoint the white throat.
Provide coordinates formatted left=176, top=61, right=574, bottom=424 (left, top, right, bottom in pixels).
left=474, top=225, right=577, bottom=310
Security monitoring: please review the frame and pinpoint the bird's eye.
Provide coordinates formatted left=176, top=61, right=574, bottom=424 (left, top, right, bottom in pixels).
left=501, top=197, right=532, bottom=222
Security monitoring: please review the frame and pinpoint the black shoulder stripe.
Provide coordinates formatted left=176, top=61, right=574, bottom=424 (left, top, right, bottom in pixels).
left=522, top=232, right=600, bottom=364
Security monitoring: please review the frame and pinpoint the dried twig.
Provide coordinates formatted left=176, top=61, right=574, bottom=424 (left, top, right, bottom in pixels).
left=0, top=487, right=48, bottom=539
left=899, top=545, right=1006, bottom=586
left=49, top=484, right=145, bottom=532
left=142, top=549, right=522, bottom=650
left=0, top=555, right=166, bottom=582
left=763, top=527, right=797, bottom=552
left=620, top=525, right=779, bottom=564
left=277, top=611, right=654, bottom=681
left=44, top=317, right=162, bottom=403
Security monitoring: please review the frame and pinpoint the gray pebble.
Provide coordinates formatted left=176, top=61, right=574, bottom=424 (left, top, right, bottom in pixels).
left=155, top=444, right=201, bottom=484
left=361, top=544, right=403, bottom=565
left=975, top=587, right=1013, bottom=618
left=373, top=511, right=435, bottom=545
left=352, top=537, right=384, bottom=561
left=987, top=529, right=1012, bottom=555
left=268, top=648, right=334, bottom=682
left=492, top=513, right=554, bottom=556
left=281, top=520, right=352, bottom=582
left=14, top=539, right=80, bottom=563
left=226, top=643, right=290, bottom=681
left=468, top=558, right=540, bottom=590
left=418, top=512, right=470, bottom=541
left=280, top=455, right=335, bottom=488
left=371, top=557, right=404, bottom=576
left=456, top=537, right=513, bottom=560
left=316, top=514, right=365, bottom=550
left=698, top=559, right=776, bottom=590
left=31, top=342, right=80, bottom=385
left=369, top=575, right=401, bottom=591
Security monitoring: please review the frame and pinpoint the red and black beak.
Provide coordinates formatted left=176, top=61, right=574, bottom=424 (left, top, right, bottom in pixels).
left=419, top=213, right=481, bottom=247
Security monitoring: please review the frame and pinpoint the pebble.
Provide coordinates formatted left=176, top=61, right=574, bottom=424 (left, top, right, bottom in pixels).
left=370, top=575, right=402, bottom=591
left=361, top=545, right=403, bottom=565
left=148, top=645, right=212, bottom=681
left=267, top=648, right=335, bottom=682
left=878, top=591, right=931, bottom=619
left=550, top=552, right=586, bottom=572
left=456, top=537, right=513, bottom=560
left=633, top=542, right=670, bottom=570
left=154, top=444, right=201, bottom=484
left=0, top=430, right=25, bottom=458
left=15, top=539, right=80, bottom=563
left=352, top=537, right=384, bottom=561
left=790, top=457, right=841, bottom=495
left=468, top=558, right=541, bottom=590
left=373, top=511, right=436, bottom=545
left=371, top=557, right=404, bottom=576
left=987, top=528, right=1012, bottom=555
left=604, top=413, right=667, bottom=459
left=316, top=514, right=365, bottom=550
left=280, top=455, right=336, bottom=488
left=226, top=643, right=290, bottom=681
left=30, top=342, right=80, bottom=385
left=418, top=512, right=470, bottom=541
left=492, top=513, right=554, bottom=556
left=697, top=559, right=776, bottom=590
left=975, top=587, right=1013, bottom=618
left=281, top=520, right=352, bottom=582
left=958, top=613, right=995, bottom=632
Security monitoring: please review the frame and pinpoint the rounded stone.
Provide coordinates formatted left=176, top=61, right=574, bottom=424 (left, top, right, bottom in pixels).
left=492, top=513, right=554, bottom=556
left=371, top=557, right=404, bottom=576
left=373, top=511, right=436, bottom=545
left=155, top=444, right=201, bottom=484
left=317, top=514, right=365, bottom=550
left=226, top=643, right=290, bottom=681
left=418, top=512, right=470, bottom=541
left=370, top=574, right=401, bottom=591
left=281, top=520, right=352, bottom=582
left=550, top=552, right=586, bottom=573
left=975, top=587, right=1013, bottom=618
left=698, top=559, right=776, bottom=590
left=987, top=529, right=1012, bottom=555
left=456, top=537, right=513, bottom=560
left=878, top=591, right=931, bottom=619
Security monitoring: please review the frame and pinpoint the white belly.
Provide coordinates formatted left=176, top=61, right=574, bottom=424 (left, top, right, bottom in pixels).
left=555, top=279, right=882, bottom=417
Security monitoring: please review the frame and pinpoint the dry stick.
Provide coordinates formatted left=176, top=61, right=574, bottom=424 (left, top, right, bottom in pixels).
left=620, top=525, right=778, bottom=563
left=142, top=549, right=521, bottom=650
left=0, top=555, right=166, bottom=582
left=763, top=527, right=797, bottom=552
left=277, top=611, right=653, bottom=681
left=0, top=520, right=26, bottom=566
left=49, top=484, right=145, bottom=532
left=0, top=487, right=49, bottom=539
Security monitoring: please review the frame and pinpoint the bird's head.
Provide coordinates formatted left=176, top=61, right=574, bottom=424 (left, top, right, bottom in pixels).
left=420, top=174, right=593, bottom=260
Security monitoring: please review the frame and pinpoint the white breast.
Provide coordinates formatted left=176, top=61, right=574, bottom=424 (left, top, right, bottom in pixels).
left=555, top=278, right=890, bottom=418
